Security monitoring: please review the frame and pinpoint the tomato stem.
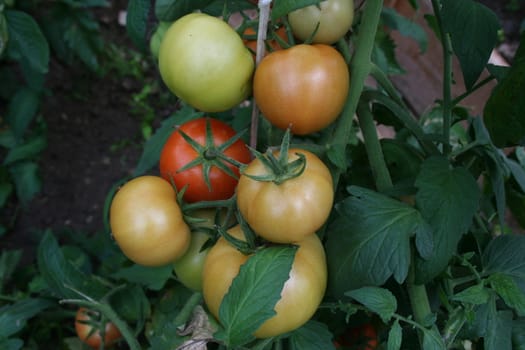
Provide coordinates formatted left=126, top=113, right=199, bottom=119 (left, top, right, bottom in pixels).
left=249, top=0, right=273, bottom=151
left=431, top=0, right=453, bottom=155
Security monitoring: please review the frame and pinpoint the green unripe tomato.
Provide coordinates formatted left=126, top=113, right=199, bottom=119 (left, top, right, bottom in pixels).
left=158, top=13, right=254, bottom=112
left=173, top=230, right=210, bottom=291
left=288, top=0, right=354, bottom=44
left=150, top=21, right=171, bottom=60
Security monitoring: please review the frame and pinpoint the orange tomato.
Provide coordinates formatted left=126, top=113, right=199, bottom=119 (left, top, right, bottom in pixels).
left=253, top=44, right=349, bottom=135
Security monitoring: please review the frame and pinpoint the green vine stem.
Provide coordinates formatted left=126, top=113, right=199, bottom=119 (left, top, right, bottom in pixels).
left=356, top=101, right=393, bottom=192
left=431, top=0, right=453, bottom=155
left=331, top=0, right=384, bottom=179
left=250, top=0, right=273, bottom=150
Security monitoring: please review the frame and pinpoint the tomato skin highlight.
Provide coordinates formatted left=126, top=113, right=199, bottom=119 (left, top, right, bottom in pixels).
left=159, top=117, right=251, bottom=203
left=237, top=148, right=334, bottom=244
left=158, top=13, right=254, bottom=112
left=109, top=176, right=190, bottom=266
left=253, top=44, right=349, bottom=135
left=288, top=0, right=354, bottom=44
left=75, top=308, right=121, bottom=349
left=202, top=225, right=327, bottom=338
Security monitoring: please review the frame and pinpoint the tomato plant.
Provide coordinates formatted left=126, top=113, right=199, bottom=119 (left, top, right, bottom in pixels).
left=253, top=43, right=349, bottom=135
left=75, top=308, right=121, bottom=349
left=237, top=147, right=334, bottom=243
left=26, top=1, right=525, bottom=350
left=288, top=0, right=354, bottom=44
left=158, top=13, right=254, bottom=112
left=202, top=225, right=327, bottom=338
left=109, top=175, right=190, bottom=266
left=159, top=117, right=251, bottom=203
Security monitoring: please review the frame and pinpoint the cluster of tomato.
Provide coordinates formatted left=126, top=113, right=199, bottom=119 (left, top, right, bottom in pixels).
left=92, top=0, right=356, bottom=347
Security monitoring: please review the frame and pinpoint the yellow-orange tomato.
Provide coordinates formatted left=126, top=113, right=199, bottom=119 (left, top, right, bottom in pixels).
left=109, top=176, right=190, bottom=266
left=253, top=44, right=349, bottom=135
left=202, top=225, right=327, bottom=338
left=237, top=148, right=334, bottom=244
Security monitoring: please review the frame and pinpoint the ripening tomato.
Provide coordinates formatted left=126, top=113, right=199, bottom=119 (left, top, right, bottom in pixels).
left=237, top=148, right=334, bottom=243
left=288, top=0, right=354, bottom=44
left=75, top=308, right=121, bottom=349
left=202, top=225, right=327, bottom=338
left=109, top=176, right=190, bottom=266
left=159, top=117, right=251, bottom=203
left=158, top=13, right=254, bottom=112
left=253, top=44, right=349, bottom=135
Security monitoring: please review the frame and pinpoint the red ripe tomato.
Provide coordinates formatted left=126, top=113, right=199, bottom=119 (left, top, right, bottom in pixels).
left=253, top=44, right=349, bottom=135
left=335, top=323, right=378, bottom=350
left=160, top=117, right=251, bottom=203
left=75, top=308, right=121, bottom=348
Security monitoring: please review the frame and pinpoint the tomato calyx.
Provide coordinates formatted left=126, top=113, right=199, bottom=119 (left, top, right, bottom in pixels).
left=175, top=118, right=247, bottom=191
left=216, top=211, right=258, bottom=255
left=242, top=129, right=306, bottom=185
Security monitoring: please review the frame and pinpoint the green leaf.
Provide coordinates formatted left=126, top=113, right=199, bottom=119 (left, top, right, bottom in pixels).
left=487, top=64, right=510, bottom=82
left=485, top=306, right=513, bottom=350
left=388, top=320, right=402, bottom=350
left=0, top=181, right=13, bottom=207
left=4, top=134, right=46, bottom=165
left=441, top=0, right=500, bottom=89
left=326, top=186, right=432, bottom=296
left=381, top=7, right=427, bottom=52
left=217, top=245, right=297, bottom=348
left=111, top=264, right=173, bottom=291
left=9, top=161, right=41, bottom=206
left=0, top=298, right=54, bottom=338
left=133, top=106, right=203, bottom=176
left=126, top=0, right=150, bottom=51
left=512, top=318, right=525, bottom=350
left=288, top=320, right=336, bottom=350
left=0, top=338, right=23, bottom=350
left=422, top=327, right=446, bottom=350
left=414, top=156, right=480, bottom=283
left=452, top=284, right=490, bottom=305
left=62, top=14, right=102, bottom=71
left=271, top=0, right=320, bottom=21
left=373, top=30, right=404, bottom=75
left=110, top=284, right=151, bottom=323
left=155, top=0, right=215, bottom=22
left=345, top=286, right=397, bottom=323
left=489, top=273, right=525, bottom=316
left=484, top=33, right=525, bottom=148
left=37, top=230, right=110, bottom=300
left=482, top=234, right=525, bottom=283
left=5, top=87, right=40, bottom=141
left=0, top=249, right=22, bottom=291
left=5, top=10, right=49, bottom=74
left=0, top=12, right=7, bottom=57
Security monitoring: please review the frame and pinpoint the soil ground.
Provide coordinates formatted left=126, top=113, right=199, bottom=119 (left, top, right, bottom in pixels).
left=1, top=1, right=524, bottom=262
